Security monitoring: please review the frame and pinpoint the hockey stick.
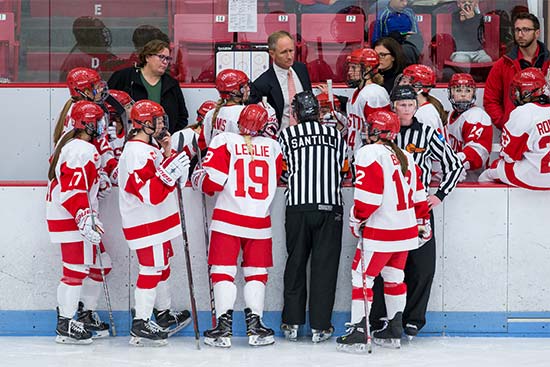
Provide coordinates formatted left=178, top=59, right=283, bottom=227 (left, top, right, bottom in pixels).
left=176, top=136, right=201, bottom=349
left=192, top=135, right=217, bottom=328
left=82, top=169, right=117, bottom=337
left=358, top=232, right=372, bottom=353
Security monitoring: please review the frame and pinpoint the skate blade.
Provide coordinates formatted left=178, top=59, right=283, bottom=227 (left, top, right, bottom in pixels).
left=373, top=337, right=401, bottom=349
left=129, top=336, right=168, bottom=347
left=248, top=334, right=275, bottom=346
left=166, top=318, right=192, bottom=337
left=91, top=330, right=110, bottom=339
left=336, top=343, right=369, bottom=354
left=55, top=335, right=93, bottom=345
left=204, top=336, right=231, bottom=348
left=405, top=334, right=415, bottom=341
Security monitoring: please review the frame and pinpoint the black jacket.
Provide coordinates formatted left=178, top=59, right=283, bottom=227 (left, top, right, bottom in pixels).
left=249, top=62, right=312, bottom=124
left=108, top=66, right=188, bottom=133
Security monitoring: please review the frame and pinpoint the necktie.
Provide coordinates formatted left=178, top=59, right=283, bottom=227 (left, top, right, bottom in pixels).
left=288, top=69, right=297, bottom=126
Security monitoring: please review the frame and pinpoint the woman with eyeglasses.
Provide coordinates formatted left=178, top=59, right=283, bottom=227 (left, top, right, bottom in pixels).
left=373, top=37, right=407, bottom=94
left=108, top=39, right=189, bottom=133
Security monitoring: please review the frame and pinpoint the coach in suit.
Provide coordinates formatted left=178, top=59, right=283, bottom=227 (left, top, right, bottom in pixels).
left=249, top=30, right=312, bottom=131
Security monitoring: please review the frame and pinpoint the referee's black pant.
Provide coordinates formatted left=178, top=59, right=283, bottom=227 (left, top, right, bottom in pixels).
left=370, top=211, right=436, bottom=331
left=282, top=205, right=343, bottom=331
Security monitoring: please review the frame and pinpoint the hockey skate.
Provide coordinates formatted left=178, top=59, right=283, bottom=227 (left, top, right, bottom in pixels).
left=245, top=308, right=274, bottom=346
left=373, top=312, right=403, bottom=349
left=336, top=318, right=369, bottom=353
left=311, top=326, right=334, bottom=343
left=55, top=308, right=93, bottom=345
left=77, top=302, right=110, bottom=339
left=404, top=323, right=419, bottom=341
left=204, top=310, right=233, bottom=348
left=129, top=319, right=168, bottom=347
left=153, top=308, right=191, bottom=337
left=281, top=323, right=299, bottom=342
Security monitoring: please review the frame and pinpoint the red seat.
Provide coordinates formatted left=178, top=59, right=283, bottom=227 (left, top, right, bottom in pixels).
left=30, top=0, right=167, bottom=17
left=171, top=0, right=227, bottom=14
left=0, top=12, right=18, bottom=81
left=301, top=13, right=365, bottom=83
left=433, top=13, right=500, bottom=80
left=173, top=13, right=233, bottom=83
left=238, top=13, right=297, bottom=43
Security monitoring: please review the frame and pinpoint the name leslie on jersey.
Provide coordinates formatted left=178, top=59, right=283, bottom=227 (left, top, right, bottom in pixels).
left=234, top=143, right=271, bottom=157
left=289, top=134, right=338, bottom=149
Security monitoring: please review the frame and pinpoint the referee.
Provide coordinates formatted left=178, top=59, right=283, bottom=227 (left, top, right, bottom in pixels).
left=278, top=91, right=347, bottom=343
left=369, top=85, right=463, bottom=337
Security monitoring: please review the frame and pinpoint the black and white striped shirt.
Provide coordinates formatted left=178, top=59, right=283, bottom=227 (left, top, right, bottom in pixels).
left=278, top=121, right=347, bottom=207
left=396, top=117, right=463, bottom=200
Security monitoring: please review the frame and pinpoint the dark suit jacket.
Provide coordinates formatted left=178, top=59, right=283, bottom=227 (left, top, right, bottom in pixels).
left=249, top=62, right=312, bottom=124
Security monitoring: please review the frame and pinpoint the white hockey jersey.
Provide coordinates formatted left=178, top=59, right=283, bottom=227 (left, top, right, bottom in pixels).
left=171, top=127, right=201, bottom=157
left=493, top=102, right=550, bottom=189
left=415, top=101, right=445, bottom=137
left=46, top=138, right=101, bottom=243
left=446, top=106, right=493, bottom=171
left=117, top=140, right=182, bottom=249
left=200, top=132, right=283, bottom=239
left=353, top=143, right=429, bottom=252
left=346, top=83, right=390, bottom=156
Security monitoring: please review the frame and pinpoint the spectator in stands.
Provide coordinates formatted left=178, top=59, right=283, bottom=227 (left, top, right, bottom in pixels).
left=449, top=0, right=492, bottom=63
left=249, top=31, right=312, bottom=130
left=108, top=40, right=189, bottom=133
left=371, top=0, right=422, bottom=65
left=483, top=12, right=550, bottom=130
left=59, top=16, right=119, bottom=82
left=373, top=37, right=407, bottom=94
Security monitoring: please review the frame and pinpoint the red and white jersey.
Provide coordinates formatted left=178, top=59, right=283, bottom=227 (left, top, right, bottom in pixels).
left=446, top=106, right=493, bottom=171
left=346, top=83, right=390, bottom=155
left=494, top=102, right=550, bottom=189
left=200, top=132, right=283, bottom=239
left=117, top=140, right=182, bottom=249
left=109, top=132, right=125, bottom=161
left=416, top=101, right=445, bottom=137
left=353, top=143, right=429, bottom=252
left=172, top=127, right=201, bottom=157
left=46, top=138, right=101, bottom=243
left=202, top=105, right=244, bottom=145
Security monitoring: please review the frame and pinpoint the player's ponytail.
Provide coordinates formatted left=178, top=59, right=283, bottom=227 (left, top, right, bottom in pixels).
left=48, top=129, right=77, bottom=181
left=383, top=139, right=408, bottom=176
left=244, top=134, right=255, bottom=161
left=423, top=92, right=448, bottom=126
left=53, top=98, right=76, bottom=145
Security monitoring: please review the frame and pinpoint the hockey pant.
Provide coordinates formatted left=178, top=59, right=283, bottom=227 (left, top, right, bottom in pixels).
left=57, top=241, right=112, bottom=318
left=134, top=241, right=174, bottom=320
left=350, top=246, right=408, bottom=325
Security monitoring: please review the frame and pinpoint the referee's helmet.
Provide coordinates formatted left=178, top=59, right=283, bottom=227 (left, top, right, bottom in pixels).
left=292, top=90, right=320, bottom=123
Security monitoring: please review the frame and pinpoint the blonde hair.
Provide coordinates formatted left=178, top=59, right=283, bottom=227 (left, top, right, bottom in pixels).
left=53, top=98, right=76, bottom=145
left=48, top=130, right=77, bottom=181
left=383, top=139, right=408, bottom=176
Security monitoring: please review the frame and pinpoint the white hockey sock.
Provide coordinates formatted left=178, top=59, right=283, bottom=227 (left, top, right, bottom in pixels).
left=79, top=277, right=102, bottom=311
left=134, top=287, right=156, bottom=321
left=154, top=280, right=171, bottom=311
left=57, top=282, right=82, bottom=318
left=213, top=281, right=236, bottom=318
left=351, top=299, right=367, bottom=324
left=244, top=280, right=265, bottom=317
left=384, top=293, right=406, bottom=320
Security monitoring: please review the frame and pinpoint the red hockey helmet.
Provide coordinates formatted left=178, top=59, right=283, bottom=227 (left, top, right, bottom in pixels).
left=400, top=64, right=435, bottom=92
left=316, top=92, right=341, bottom=110
left=366, top=110, right=400, bottom=141
left=66, top=67, right=108, bottom=102
left=510, top=67, right=547, bottom=106
left=130, top=100, right=168, bottom=133
left=196, top=100, right=217, bottom=122
left=215, top=69, right=250, bottom=100
left=71, top=100, right=106, bottom=138
left=346, top=48, right=380, bottom=69
left=238, top=104, right=268, bottom=136
left=105, top=90, right=134, bottom=114
left=448, top=73, right=477, bottom=112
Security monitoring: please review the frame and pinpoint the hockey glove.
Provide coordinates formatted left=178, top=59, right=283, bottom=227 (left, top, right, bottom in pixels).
left=191, top=167, right=207, bottom=192
left=478, top=167, right=498, bottom=183
left=157, top=151, right=190, bottom=186
left=75, top=208, right=104, bottom=244
left=97, top=170, right=112, bottom=200
left=418, top=218, right=432, bottom=247
left=261, top=120, right=279, bottom=139
left=109, top=165, right=119, bottom=186
left=349, top=205, right=365, bottom=238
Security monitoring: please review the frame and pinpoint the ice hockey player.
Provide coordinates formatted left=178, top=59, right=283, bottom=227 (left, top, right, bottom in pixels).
left=191, top=104, right=283, bottom=348
left=104, top=89, right=134, bottom=160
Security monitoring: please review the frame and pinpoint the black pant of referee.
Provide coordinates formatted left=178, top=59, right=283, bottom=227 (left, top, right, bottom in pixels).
left=282, top=205, right=343, bottom=331
left=370, top=211, right=436, bottom=332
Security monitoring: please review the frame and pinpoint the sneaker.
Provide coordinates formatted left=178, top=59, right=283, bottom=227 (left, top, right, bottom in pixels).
left=55, top=308, right=93, bottom=345
left=204, top=310, right=233, bottom=348
left=373, top=312, right=403, bottom=349
left=245, top=308, right=274, bottom=346
left=281, top=323, right=299, bottom=342
left=77, top=302, right=110, bottom=339
left=129, top=319, right=168, bottom=347
left=336, top=317, right=369, bottom=353
left=153, top=308, right=191, bottom=337
left=311, top=326, right=334, bottom=343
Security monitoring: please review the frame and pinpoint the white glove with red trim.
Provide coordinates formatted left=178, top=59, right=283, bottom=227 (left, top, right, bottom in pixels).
left=191, top=167, right=207, bottom=191
left=157, top=151, right=190, bottom=186
left=418, top=218, right=432, bottom=246
left=349, top=205, right=365, bottom=238
left=75, top=208, right=104, bottom=244
left=97, top=170, right=112, bottom=200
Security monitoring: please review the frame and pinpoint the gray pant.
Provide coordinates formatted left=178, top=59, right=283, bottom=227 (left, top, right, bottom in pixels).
left=450, top=50, right=492, bottom=63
